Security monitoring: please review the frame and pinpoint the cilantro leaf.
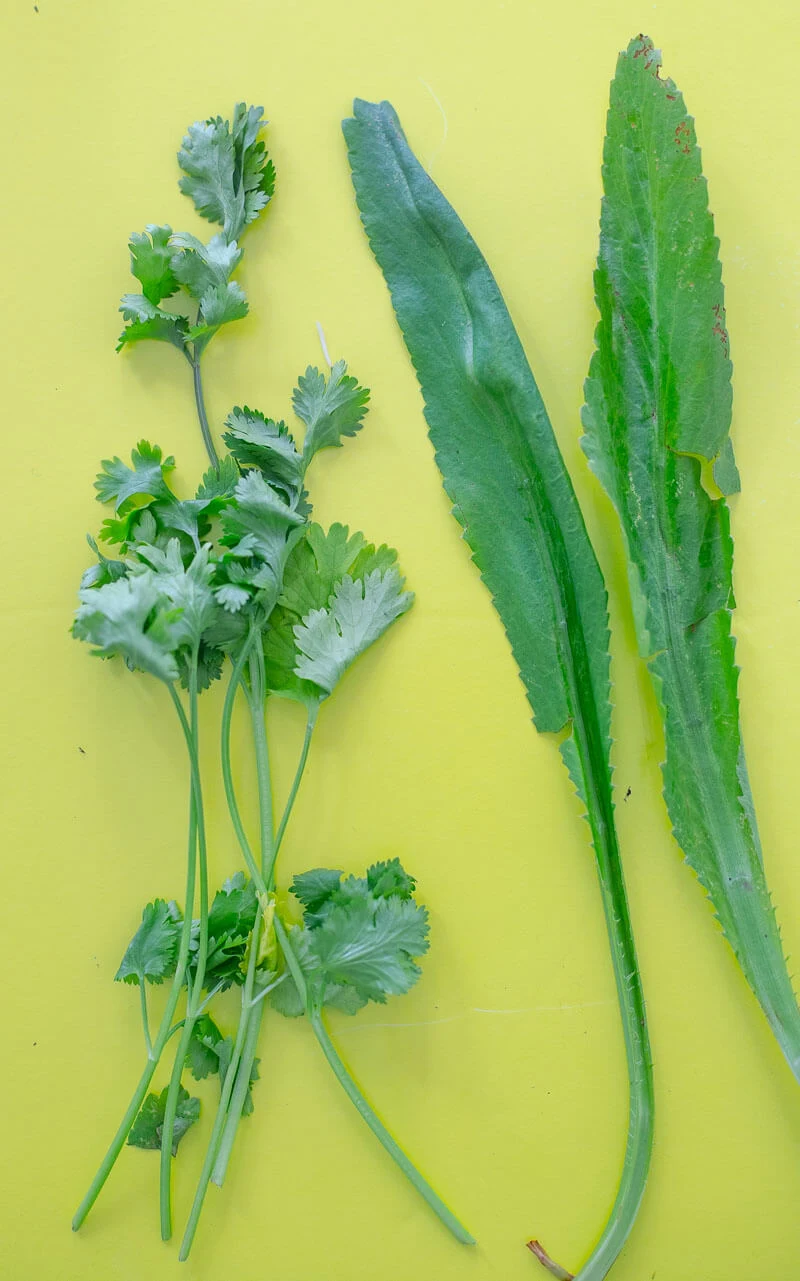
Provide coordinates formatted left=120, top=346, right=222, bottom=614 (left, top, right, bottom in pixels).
left=189, top=873, right=258, bottom=991
left=280, top=524, right=366, bottom=617
left=128, top=225, right=179, bottom=306
left=80, top=534, right=127, bottom=590
left=117, top=295, right=189, bottom=352
left=195, top=455, right=240, bottom=503
left=220, top=471, right=306, bottom=594
left=94, top=441, right=175, bottom=510
left=274, top=861, right=428, bottom=1016
left=186, top=1013, right=224, bottom=1080
left=264, top=525, right=409, bottom=703
left=128, top=1085, right=200, bottom=1156
left=293, top=361, right=369, bottom=465
left=115, top=898, right=182, bottom=986
left=178, top=105, right=274, bottom=242
left=223, top=407, right=303, bottom=495
left=293, top=568, right=413, bottom=695
left=134, top=541, right=219, bottom=651
left=170, top=231, right=242, bottom=299
left=367, top=858, right=416, bottom=900
left=73, top=572, right=182, bottom=682
left=312, top=893, right=428, bottom=1004
left=187, top=281, right=248, bottom=356
left=177, top=639, right=225, bottom=692
left=291, top=868, right=343, bottom=915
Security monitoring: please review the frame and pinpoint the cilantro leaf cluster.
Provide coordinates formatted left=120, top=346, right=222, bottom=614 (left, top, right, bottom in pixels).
left=117, top=103, right=273, bottom=359
left=74, top=362, right=413, bottom=703
left=271, top=857, right=429, bottom=1017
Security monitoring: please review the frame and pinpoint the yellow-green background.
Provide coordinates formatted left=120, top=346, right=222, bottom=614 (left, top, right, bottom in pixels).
left=4, top=0, right=800, bottom=1277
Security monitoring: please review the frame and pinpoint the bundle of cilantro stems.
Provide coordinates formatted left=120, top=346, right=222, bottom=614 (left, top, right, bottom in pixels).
left=70, top=105, right=474, bottom=1257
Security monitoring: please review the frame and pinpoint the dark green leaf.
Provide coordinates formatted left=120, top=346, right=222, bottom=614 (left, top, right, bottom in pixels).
left=127, top=1085, right=200, bottom=1156
left=115, top=898, right=182, bottom=986
left=128, top=225, right=179, bottom=306
left=581, top=36, right=800, bottom=1059
left=186, top=1014, right=224, bottom=1080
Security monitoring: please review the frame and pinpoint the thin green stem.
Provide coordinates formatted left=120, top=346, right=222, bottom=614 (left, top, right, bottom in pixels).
left=72, top=693, right=199, bottom=1231
left=246, top=647, right=274, bottom=878
left=192, top=357, right=219, bottom=468
left=139, top=984, right=152, bottom=1057
left=210, top=1001, right=264, bottom=1188
left=179, top=909, right=264, bottom=1261
left=274, top=705, right=318, bottom=856
left=272, top=917, right=474, bottom=1245
left=221, top=630, right=262, bottom=885
left=161, top=658, right=210, bottom=1242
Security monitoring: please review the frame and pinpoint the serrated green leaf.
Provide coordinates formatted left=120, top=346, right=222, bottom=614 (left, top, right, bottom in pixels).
left=115, top=898, right=182, bottom=986
left=178, top=105, right=273, bottom=242
left=94, top=441, right=175, bottom=510
left=293, top=568, right=412, bottom=695
left=223, top=407, right=303, bottom=494
left=293, top=361, right=369, bottom=464
left=186, top=1013, right=224, bottom=1080
left=128, top=1085, right=199, bottom=1156
left=188, top=281, right=248, bottom=355
left=117, top=295, right=189, bottom=352
left=170, top=231, right=242, bottom=299
left=311, top=894, right=428, bottom=1005
left=345, top=94, right=654, bottom=1268
left=128, top=225, right=179, bottom=306
left=73, top=571, right=182, bottom=682
left=195, top=455, right=241, bottom=503
left=220, top=471, right=306, bottom=596
left=367, top=858, right=416, bottom=900
left=291, top=867, right=343, bottom=915
left=581, top=36, right=800, bottom=1069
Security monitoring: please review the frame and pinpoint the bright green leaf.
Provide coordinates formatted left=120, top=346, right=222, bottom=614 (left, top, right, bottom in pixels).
left=115, top=899, right=182, bottom=986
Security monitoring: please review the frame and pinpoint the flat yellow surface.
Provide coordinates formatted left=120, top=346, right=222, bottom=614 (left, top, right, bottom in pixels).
left=4, top=1, right=800, bottom=1278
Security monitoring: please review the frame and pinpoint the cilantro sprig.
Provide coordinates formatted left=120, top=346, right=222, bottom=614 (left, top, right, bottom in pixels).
left=71, top=104, right=472, bottom=1260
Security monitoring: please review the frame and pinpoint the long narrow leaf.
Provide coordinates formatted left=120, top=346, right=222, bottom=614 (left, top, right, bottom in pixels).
left=582, top=35, right=800, bottom=1081
left=345, top=98, right=653, bottom=1279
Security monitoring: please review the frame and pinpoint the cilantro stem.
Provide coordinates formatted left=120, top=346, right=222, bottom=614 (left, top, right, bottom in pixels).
left=72, top=694, right=200, bottom=1232
left=274, top=705, right=318, bottom=855
left=221, top=632, right=262, bottom=885
left=161, top=657, right=210, bottom=1242
left=247, top=647, right=274, bottom=878
left=140, top=983, right=152, bottom=1057
left=178, top=907, right=264, bottom=1261
left=191, top=357, right=219, bottom=468
left=210, top=1002, right=264, bottom=1187
left=271, top=916, right=474, bottom=1245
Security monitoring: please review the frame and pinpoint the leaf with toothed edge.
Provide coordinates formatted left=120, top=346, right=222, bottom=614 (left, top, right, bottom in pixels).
left=344, top=89, right=654, bottom=1276
left=582, top=35, right=800, bottom=1072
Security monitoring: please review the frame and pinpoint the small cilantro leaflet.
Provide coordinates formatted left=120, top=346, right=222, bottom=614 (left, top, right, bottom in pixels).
left=188, top=281, right=249, bottom=356
left=115, top=899, right=183, bottom=986
left=170, top=231, right=242, bottom=299
left=186, top=1013, right=225, bottom=1080
left=94, top=441, right=175, bottom=510
left=128, top=1085, right=200, bottom=1156
left=189, top=873, right=259, bottom=991
left=178, top=104, right=274, bottom=242
left=293, top=569, right=413, bottom=695
left=117, top=296, right=189, bottom=353
left=293, top=361, right=369, bottom=464
left=223, top=407, right=303, bottom=496
left=128, top=225, right=179, bottom=306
